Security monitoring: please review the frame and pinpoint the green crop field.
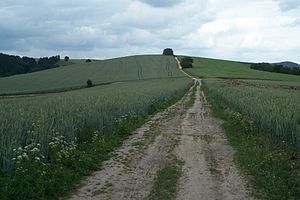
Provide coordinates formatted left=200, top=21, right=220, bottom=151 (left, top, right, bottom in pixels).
left=179, top=54, right=300, bottom=198
left=0, top=54, right=189, bottom=171
left=183, top=56, right=300, bottom=81
left=0, top=77, right=191, bottom=171
left=1, top=53, right=299, bottom=199
left=0, top=55, right=184, bottom=95
left=192, top=56, right=300, bottom=199
left=0, top=54, right=193, bottom=199
left=181, top=56, right=300, bottom=147
left=203, top=79, right=300, bottom=147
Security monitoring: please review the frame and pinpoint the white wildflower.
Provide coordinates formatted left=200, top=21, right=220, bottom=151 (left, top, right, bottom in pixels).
left=31, top=147, right=40, bottom=152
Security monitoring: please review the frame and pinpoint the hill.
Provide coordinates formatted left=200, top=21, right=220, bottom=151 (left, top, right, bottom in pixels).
left=0, top=55, right=184, bottom=95
left=273, top=61, right=300, bottom=68
left=182, top=56, right=300, bottom=81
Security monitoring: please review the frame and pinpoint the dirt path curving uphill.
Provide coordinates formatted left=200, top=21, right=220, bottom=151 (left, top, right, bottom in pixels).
left=69, top=80, right=252, bottom=200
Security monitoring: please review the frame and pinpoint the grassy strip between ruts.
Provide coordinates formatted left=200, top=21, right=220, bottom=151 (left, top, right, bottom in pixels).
left=148, top=160, right=183, bottom=200
left=0, top=87, right=189, bottom=200
left=185, top=81, right=198, bottom=108
left=202, top=83, right=300, bottom=200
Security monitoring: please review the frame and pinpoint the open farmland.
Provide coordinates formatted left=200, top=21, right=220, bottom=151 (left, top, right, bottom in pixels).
left=0, top=54, right=194, bottom=199
left=182, top=56, right=300, bottom=148
left=182, top=56, right=300, bottom=199
left=1, top=53, right=299, bottom=200
left=184, top=56, right=300, bottom=81
left=202, top=79, right=300, bottom=199
left=0, top=54, right=189, bottom=170
left=203, top=79, right=300, bottom=147
left=0, top=55, right=184, bottom=95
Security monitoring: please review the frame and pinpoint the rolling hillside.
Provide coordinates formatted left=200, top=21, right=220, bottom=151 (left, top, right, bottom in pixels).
left=183, top=56, right=300, bottom=81
left=0, top=55, right=184, bottom=94
left=1, top=53, right=299, bottom=199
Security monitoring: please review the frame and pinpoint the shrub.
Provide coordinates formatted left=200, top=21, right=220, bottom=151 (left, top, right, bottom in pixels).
left=87, top=79, right=93, bottom=87
left=86, top=59, right=92, bottom=63
left=180, top=57, right=194, bottom=68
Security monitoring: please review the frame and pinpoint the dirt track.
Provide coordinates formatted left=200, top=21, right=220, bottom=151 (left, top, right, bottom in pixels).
left=175, top=81, right=252, bottom=200
left=69, top=80, right=252, bottom=200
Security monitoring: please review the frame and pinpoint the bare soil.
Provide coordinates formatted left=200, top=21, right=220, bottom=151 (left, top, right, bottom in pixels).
left=69, top=80, right=252, bottom=200
left=175, top=81, right=252, bottom=200
left=224, top=79, right=300, bottom=90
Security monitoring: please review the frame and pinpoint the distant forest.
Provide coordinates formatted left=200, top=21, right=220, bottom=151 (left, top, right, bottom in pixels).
left=0, top=53, right=61, bottom=77
left=250, top=63, right=300, bottom=76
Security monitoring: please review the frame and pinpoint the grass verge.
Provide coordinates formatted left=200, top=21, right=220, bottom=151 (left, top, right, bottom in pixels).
left=203, top=83, right=300, bottom=199
left=0, top=86, right=190, bottom=200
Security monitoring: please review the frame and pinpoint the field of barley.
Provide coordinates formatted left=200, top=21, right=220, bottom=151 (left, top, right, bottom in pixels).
left=0, top=55, right=192, bottom=199
left=185, top=56, right=300, bottom=199
left=185, top=56, right=300, bottom=147
left=0, top=55, right=184, bottom=95
left=203, top=79, right=300, bottom=148
left=0, top=77, right=191, bottom=171
left=1, top=54, right=299, bottom=199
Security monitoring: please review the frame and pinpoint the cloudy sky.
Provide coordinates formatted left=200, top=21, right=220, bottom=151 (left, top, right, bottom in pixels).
left=0, top=0, right=300, bottom=62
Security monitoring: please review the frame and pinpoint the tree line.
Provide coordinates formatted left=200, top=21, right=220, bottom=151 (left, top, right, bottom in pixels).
left=0, top=53, right=61, bottom=77
left=250, top=63, right=300, bottom=76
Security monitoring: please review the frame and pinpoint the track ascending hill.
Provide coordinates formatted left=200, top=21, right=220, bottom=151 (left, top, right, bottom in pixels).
left=0, top=55, right=184, bottom=95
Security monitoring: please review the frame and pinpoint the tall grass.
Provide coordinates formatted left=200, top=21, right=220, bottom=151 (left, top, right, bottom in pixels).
left=203, top=79, right=300, bottom=149
left=0, top=77, right=191, bottom=171
left=203, top=87, right=300, bottom=199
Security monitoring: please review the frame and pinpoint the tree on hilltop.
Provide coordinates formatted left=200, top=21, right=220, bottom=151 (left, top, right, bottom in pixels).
left=163, top=48, right=174, bottom=56
left=64, top=56, right=69, bottom=62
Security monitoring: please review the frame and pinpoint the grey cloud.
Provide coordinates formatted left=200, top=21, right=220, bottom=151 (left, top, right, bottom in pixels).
left=0, top=0, right=299, bottom=63
left=274, top=0, right=300, bottom=11
left=0, top=0, right=131, bottom=53
left=295, top=18, right=300, bottom=25
left=0, top=0, right=214, bottom=57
